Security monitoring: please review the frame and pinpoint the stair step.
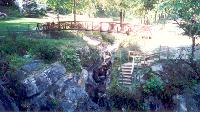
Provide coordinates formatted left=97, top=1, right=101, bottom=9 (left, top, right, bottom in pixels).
left=122, top=62, right=133, bottom=66
left=121, top=69, right=132, bottom=72
left=120, top=75, right=133, bottom=78
left=121, top=72, right=132, bottom=75
left=119, top=78, right=132, bottom=81
left=119, top=81, right=132, bottom=85
left=121, top=66, right=132, bottom=69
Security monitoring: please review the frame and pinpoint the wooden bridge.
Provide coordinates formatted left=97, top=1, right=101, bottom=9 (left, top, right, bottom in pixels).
left=36, top=21, right=152, bottom=35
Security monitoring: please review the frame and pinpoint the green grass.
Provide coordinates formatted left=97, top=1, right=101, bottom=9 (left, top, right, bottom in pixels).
left=0, top=5, right=46, bottom=36
left=0, top=18, right=44, bottom=35
left=6, top=54, right=32, bottom=69
left=0, top=32, right=87, bottom=71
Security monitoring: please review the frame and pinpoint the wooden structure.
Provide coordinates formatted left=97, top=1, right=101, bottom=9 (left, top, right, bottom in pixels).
left=118, top=51, right=160, bottom=86
left=36, top=21, right=152, bottom=35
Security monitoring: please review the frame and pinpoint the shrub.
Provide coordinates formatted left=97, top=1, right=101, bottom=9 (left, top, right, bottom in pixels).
left=61, top=49, right=81, bottom=72
left=6, top=54, right=31, bottom=69
left=0, top=37, right=35, bottom=56
left=143, top=73, right=164, bottom=95
left=33, top=44, right=61, bottom=62
left=101, top=33, right=115, bottom=44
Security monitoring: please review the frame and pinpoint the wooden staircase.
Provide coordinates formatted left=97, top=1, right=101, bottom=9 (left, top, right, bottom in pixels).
left=118, top=50, right=162, bottom=86
left=118, top=51, right=147, bottom=86
left=119, top=62, right=134, bottom=86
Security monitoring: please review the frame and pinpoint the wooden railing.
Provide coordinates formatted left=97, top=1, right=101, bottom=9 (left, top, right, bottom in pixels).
left=36, top=21, right=143, bottom=34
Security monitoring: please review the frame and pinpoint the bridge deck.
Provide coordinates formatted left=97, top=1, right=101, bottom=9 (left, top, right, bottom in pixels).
left=36, top=21, right=152, bottom=35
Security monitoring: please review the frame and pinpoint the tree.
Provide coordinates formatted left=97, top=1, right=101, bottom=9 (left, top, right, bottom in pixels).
left=160, top=0, right=200, bottom=77
left=160, top=0, right=200, bottom=62
left=47, top=0, right=72, bottom=22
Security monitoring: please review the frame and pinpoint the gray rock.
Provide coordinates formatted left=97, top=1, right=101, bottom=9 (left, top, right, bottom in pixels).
left=27, top=74, right=99, bottom=112
left=21, top=62, right=66, bottom=97
left=18, top=62, right=99, bottom=111
left=12, top=60, right=43, bottom=81
left=173, top=94, right=187, bottom=112
left=183, top=84, right=200, bottom=112
left=151, top=64, right=163, bottom=72
left=173, top=84, right=200, bottom=112
left=0, top=85, right=19, bottom=112
left=20, top=60, right=43, bottom=73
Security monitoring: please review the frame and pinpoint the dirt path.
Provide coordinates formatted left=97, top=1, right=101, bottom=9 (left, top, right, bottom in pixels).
left=138, top=21, right=200, bottom=52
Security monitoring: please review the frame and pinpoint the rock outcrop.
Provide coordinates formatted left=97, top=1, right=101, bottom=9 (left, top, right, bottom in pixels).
left=13, top=61, right=99, bottom=112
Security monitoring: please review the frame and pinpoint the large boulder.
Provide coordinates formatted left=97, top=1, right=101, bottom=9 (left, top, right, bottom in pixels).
left=11, top=60, right=43, bottom=82
left=17, top=62, right=99, bottom=112
left=21, top=62, right=66, bottom=97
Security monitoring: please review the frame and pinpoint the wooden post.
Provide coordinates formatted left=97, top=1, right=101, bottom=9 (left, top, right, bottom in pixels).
left=100, top=22, right=102, bottom=32
left=92, top=22, right=93, bottom=31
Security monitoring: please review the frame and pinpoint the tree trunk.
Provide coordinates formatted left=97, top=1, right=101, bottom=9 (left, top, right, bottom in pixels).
left=154, top=10, right=157, bottom=23
left=191, top=36, right=195, bottom=63
left=120, top=9, right=123, bottom=30
left=73, top=0, right=76, bottom=23
left=123, top=10, right=125, bottom=23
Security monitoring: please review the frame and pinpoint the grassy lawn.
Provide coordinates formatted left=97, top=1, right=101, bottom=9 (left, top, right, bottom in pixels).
left=0, top=6, right=47, bottom=35
left=0, top=18, right=45, bottom=35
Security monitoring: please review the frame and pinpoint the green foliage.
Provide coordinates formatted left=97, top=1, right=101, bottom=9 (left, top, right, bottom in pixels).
left=33, top=44, right=61, bottom=62
left=61, top=49, right=81, bottom=72
left=1, top=6, right=22, bottom=18
left=0, top=30, right=86, bottom=72
left=0, top=37, right=36, bottom=56
left=49, top=98, right=59, bottom=107
left=47, top=0, right=72, bottom=14
left=143, top=73, right=164, bottom=94
left=22, top=1, right=47, bottom=18
left=6, top=54, right=31, bottom=69
left=101, top=33, right=115, bottom=44
left=160, top=0, right=200, bottom=23
left=143, top=0, right=158, bottom=11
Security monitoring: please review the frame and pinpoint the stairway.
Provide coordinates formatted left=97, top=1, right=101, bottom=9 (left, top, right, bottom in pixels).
left=119, top=62, right=134, bottom=86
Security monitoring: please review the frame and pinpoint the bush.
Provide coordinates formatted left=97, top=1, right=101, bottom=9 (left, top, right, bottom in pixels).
left=101, top=33, right=115, bottom=44
left=0, top=37, right=35, bottom=56
left=61, top=49, right=81, bottom=72
left=33, top=44, right=61, bottom=62
left=108, top=85, right=141, bottom=111
left=6, top=54, right=31, bottom=69
left=143, top=73, right=164, bottom=94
